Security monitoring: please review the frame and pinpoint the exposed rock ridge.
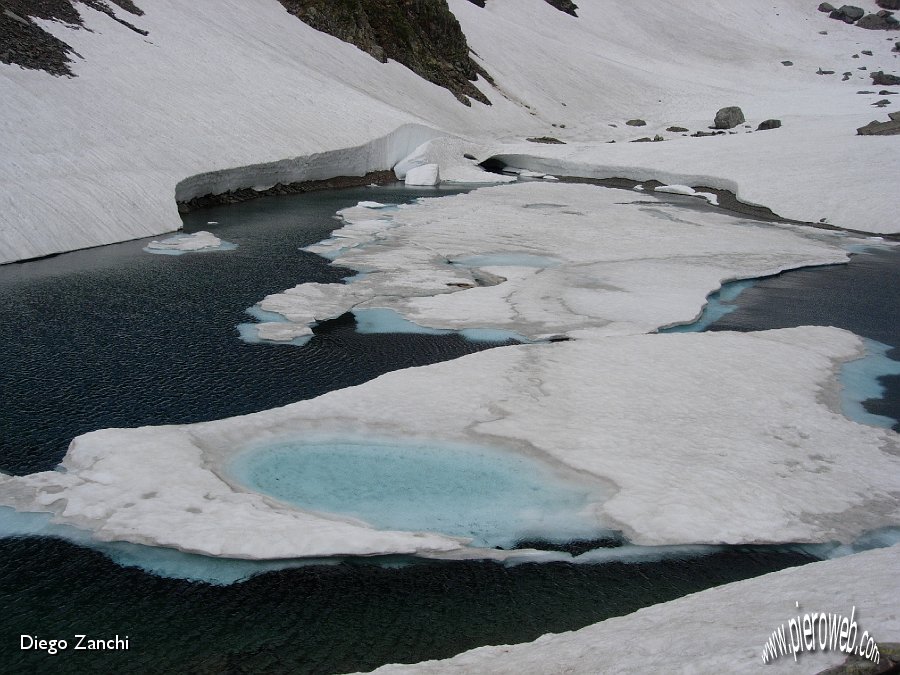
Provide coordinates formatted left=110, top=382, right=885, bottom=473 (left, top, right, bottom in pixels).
left=466, top=0, right=578, bottom=16
left=277, top=0, right=493, bottom=105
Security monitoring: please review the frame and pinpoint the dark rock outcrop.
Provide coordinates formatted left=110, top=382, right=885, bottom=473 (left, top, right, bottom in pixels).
left=856, top=118, right=900, bottom=134
left=666, top=126, right=689, bottom=132
left=543, top=0, right=578, bottom=17
left=856, top=10, right=900, bottom=29
left=757, top=119, right=782, bottom=130
left=877, top=0, right=900, bottom=9
left=465, top=0, right=577, bottom=15
left=526, top=136, right=565, bottom=144
left=276, top=0, right=493, bottom=105
left=872, top=70, right=900, bottom=85
left=0, top=0, right=145, bottom=76
left=625, top=119, right=646, bottom=126
left=830, top=5, right=865, bottom=22
left=713, top=106, right=745, bottom=129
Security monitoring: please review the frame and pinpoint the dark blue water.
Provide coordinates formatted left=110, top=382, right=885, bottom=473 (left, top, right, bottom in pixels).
left=0, top=185, right=504, bottom=475
left=0, top=188, right=897, bottom=673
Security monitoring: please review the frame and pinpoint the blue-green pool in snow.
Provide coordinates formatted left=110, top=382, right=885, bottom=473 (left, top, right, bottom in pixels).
left=229, top=440, right=612, bottom=547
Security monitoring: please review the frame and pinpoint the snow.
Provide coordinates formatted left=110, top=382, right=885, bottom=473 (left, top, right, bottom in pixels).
left=254, top=182, right=850, bottom=341
left=2, top=325, right=899, bottom=557
left=655, top=184, right=698, bottom=197
left=357, top=201, right=389, bottom=209
left=2, top=0, right=900, bottom=262
left=367, top=543, right=900, bottom=674
left=143, top=230, right=234, bottom=255
left=404, top=163, right=440, bottom=186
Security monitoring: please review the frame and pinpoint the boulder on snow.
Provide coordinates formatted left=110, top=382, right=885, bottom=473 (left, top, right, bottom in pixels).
left=856, top=11, right=900, bottom=29
left=857, top=118, right=900, bottom=134
left=818, top=2, right=835, bottom=11
left=713, top=106, right=745, bottom=129
left=830, top=5, right=865, bottom=22
left=625, top=119, right=647, bottom=126
left=756, top=119, right=782, bottom=130
left=872, top=71, right=900, bottom=85
left=404, top=163, right=440, bottom=186
left=877, top=0, right=900, bottom=9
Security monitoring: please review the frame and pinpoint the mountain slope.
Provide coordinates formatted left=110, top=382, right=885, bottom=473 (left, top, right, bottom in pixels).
left=0, top=0, right=898, bottom=262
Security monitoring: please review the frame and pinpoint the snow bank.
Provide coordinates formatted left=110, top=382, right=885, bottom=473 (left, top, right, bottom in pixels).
left=404, top=163, right=440, bottom=186
left=261, top=182, right=849, bottom=341
left=368, top=543, right=900, bottom=674
left=1, top=326, right=898, bottom=557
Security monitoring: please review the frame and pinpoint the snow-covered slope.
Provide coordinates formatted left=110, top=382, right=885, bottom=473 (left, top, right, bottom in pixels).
left=1, top=0, right=898, bottom=262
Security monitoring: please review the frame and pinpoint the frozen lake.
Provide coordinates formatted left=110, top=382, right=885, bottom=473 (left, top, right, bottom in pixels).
left=1, top=185, right=898, bottom=672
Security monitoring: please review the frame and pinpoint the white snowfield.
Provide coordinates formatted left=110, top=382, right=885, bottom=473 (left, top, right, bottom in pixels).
left=2, top=326, right=899, bottom=557
left=261, top=182, right=850, bottom=340
left=366, top=544, right=900, bottom=675
left=2, top=0, right=900, bottom=262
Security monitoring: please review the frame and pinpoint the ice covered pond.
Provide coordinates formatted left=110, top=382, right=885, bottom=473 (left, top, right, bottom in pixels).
left=1, top=183, right=899, bottom=673
left=229, top=440, right=612, bottom=548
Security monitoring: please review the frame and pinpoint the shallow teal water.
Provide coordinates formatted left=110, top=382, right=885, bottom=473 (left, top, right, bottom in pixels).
left=229, top=440, right=612, bottom=547
left=659, top=278, right=757, bottom=333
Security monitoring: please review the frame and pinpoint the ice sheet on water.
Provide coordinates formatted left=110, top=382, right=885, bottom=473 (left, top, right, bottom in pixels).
left=450, top=253, right=560, bottom=268
left=236, top=305, right=313, bottom=346
left=0, top=507, right=331, bottom=585
left=143, top=231, right=236, bottom=255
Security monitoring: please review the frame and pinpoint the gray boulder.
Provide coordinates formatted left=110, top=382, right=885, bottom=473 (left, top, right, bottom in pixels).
left=877, top=0, right=900, bottom=9
left=756, top=119, right=782, bottom=130
left=818, top=1, right=835, bottom=10
left=830, top=5, right=865, bottom=22
left=872, top=71, right=900, bottom=85
left=856, top=11, right=900, bottom=29
left=857, top=118, right=900, bottom=134
left=625, top=119, right=647, bottom=126
left=713, top=106, right=745, bottom=129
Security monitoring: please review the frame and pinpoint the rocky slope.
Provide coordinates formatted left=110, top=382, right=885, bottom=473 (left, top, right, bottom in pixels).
left=278, top=0, right=491, bottom=104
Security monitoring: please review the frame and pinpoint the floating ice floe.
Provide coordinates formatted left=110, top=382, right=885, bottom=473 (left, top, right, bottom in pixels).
left=253, top=182, right=848, bottom=342
left=1, top=326, right=899, bottom=559
left=143, top=231, right=236, bottom=255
